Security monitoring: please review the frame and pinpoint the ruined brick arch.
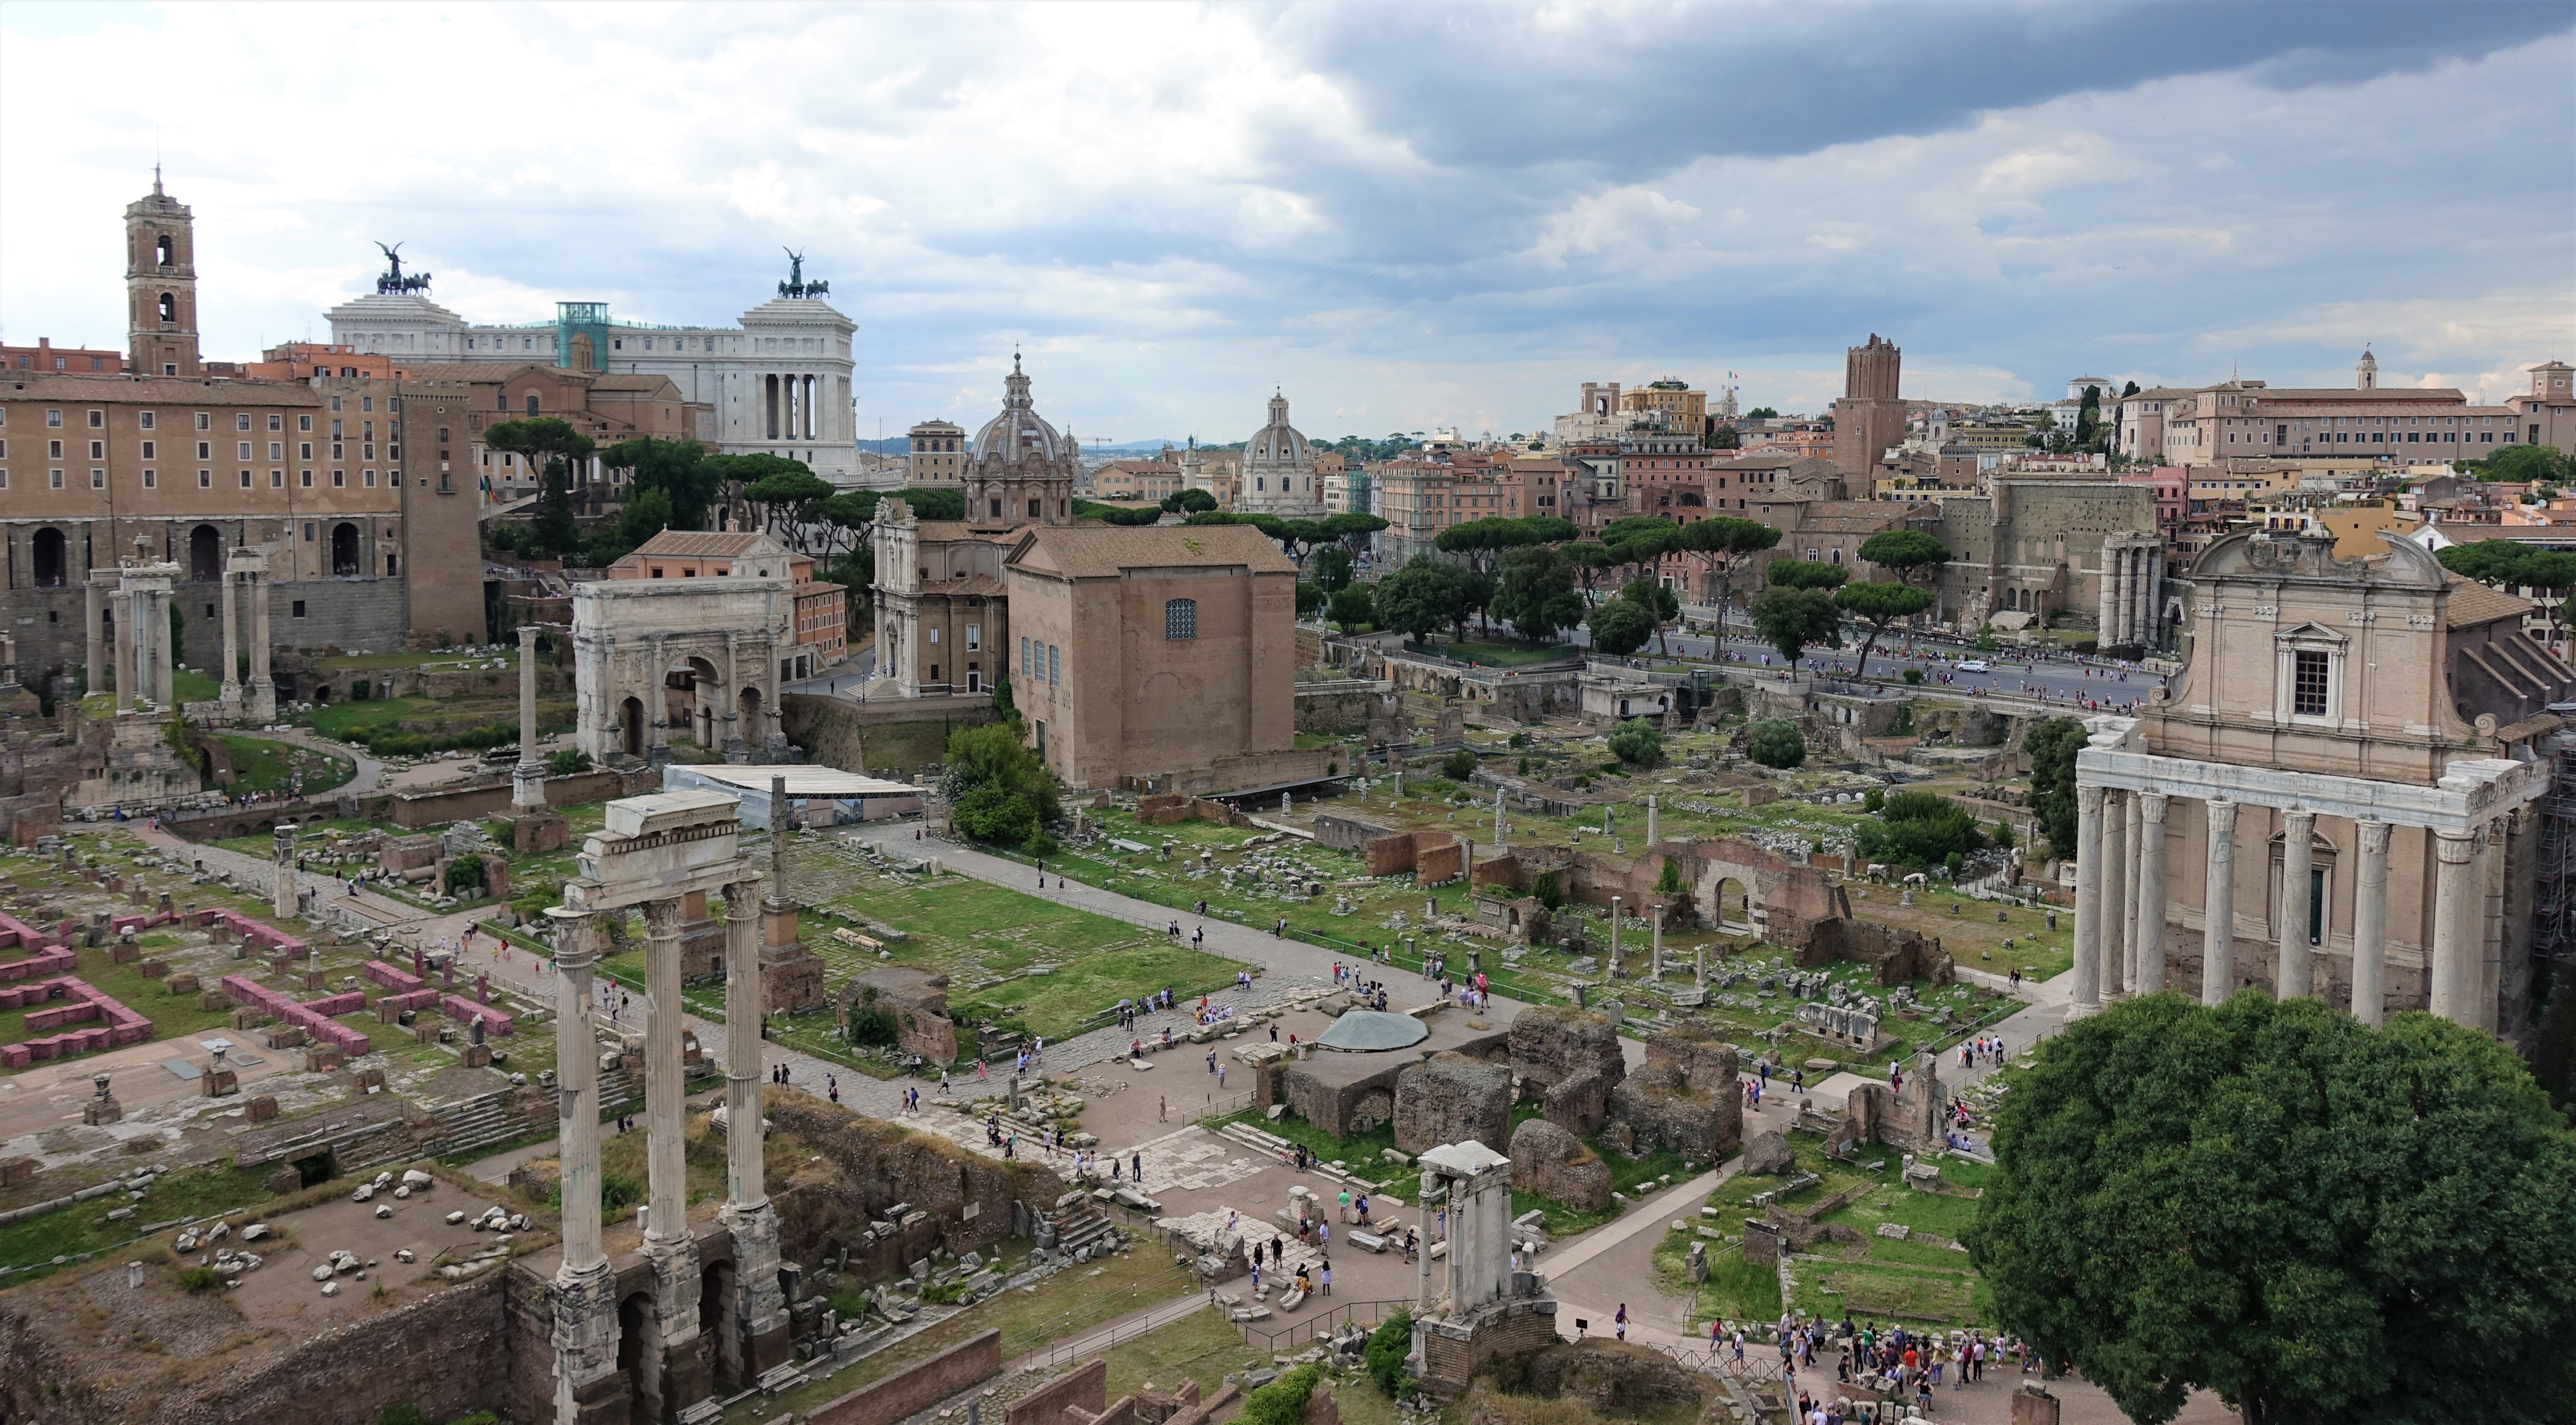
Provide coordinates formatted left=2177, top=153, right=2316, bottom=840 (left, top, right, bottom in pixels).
left=1351, top=1087, right=1394, bottom=1133
left=1710, top=876, right=1754, bottom=932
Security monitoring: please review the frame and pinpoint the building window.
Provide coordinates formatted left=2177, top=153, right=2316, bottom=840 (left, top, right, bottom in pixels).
left=1048, top=643, right=1060, bottom=687
left=142, top=469, right=155, bottom=488
left=2293, top=650, right=2330, bottom=716
left=1165, top=598, right=1198, bottom=640
left=292, top=600, right=307, bottom=618
left=198, top=469, right=211, bottom=487
left=1021, top=636, right=1031, bottom=675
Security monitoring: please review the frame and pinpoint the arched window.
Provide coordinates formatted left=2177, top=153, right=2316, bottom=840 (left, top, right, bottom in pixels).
left=525, top=395, right=539, bottom=417
left=31, top=527, right=67, bottom=588
left=1165, top=598, right=1197, bottom=640
left=157, top=292, right=176, bottom=324
left=155, top=234, right=173, bottom=267
left=330, top=522, right=360, bottom=577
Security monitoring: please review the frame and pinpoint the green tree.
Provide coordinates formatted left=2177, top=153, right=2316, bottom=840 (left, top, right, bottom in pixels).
left=601, top=437, right=718, bottom=529
left=1451, top=566, right=1496, bottom=639
left=614, top=486, right=675, bottom=548
left=1835, top=580, right=1937, bottom=679
left=1441, top=749, right=1479, bottom=781
left=1749, top=586, right=1842, bottom=664
left=1563, top=541, right=1617, bottom=594
left=1586, top=597, right=1654, bottom=656
left=894, top=486, right=967, bottom=521
left=1744, top=406, right=1779, bottom=420
left=2481, top=443, right=2575, bottom=486
left=1161, top=487, right=1219, bottom=515
left=1295, top=582, right=1325, bottom=619
left=745, top=467, right=837, bottom=538
left=1765, top=558, right=1850, bottom=591
left=1654, top=858, right=1683, bottom=894
left=951, top=783, right=1038, bottom=845
left=1674, top=516, right=1781, bottom=621
left=1853, top=791, right=1986, bottom=869
left=1373, top=556, right=1462, bottom=642
left=1746, top=718, right=1804, bottom=769
left=1608, top=717, right=1662, bottom=767
left=1618, top=576, right=1681, bottom=653
left=1968, top=993, right=2576, bottom=1425
left=1311, top=543, right=1354, bottom=594
left=485, top=418, right=598, bottom=554
left=943, top=721, right=1059, bottom=823
left=1857, top=529, right=1953, bottom=587
left=2024, top=716, right=2087, bottom=856
left=1530, top=871, right=1563, bottom=912
left=1491, top=544, right=1583, bottom=643
left=1328, top=583, right=1375, bottom=634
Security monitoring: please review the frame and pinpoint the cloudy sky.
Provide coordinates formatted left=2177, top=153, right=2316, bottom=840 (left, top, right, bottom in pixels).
left=4, top=2, right=2570, bottom=445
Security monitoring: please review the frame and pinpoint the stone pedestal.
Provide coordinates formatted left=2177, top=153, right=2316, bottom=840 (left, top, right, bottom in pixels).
left=551, top=1258, right=631, bottom=1425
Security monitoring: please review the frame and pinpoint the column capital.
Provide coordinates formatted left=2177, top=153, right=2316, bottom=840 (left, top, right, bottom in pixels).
left=643, top=895, right=688, bottom=937
left=2206, top=798, right=2237, bottom=834
left=2356, top=817, right=2391, bottom=853
left=2077, top=784, right=2107, bottom=814
left=2436, top=827, right=2479, bottom=862
left=722, top=874, right=765, bottom=911
left=517, top=623, right=542, bottom=647
left=2283, top=808, right=2317, bottom=832
left=546, top=907, right=601, bottom=968
left=2140, top=791, right=2169, bottom=822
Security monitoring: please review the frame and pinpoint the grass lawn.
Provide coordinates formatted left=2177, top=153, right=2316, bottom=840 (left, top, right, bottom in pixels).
left=214, top=735, right=354, bottom=795
left=949, top=942, right=1246, bottom=1043
left=1099, top=1302, right=1252, bottom=1402
left=0, top=943, right=241, bottom=1059
left=1433, top=640, right=1582, bottom=667
left=0, top=1161, right=282, bottom=1281
left=1651, top=1230, right=1783, bottom=1324
left=304, top=695, right=423, bottom=739
left=1212, top=1108, right=1400, bottom=1189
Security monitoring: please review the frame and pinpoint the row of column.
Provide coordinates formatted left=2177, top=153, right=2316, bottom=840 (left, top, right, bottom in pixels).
left=217, top=557, right=276, bottom=725
left=550, top=874, right=787, bottom=1425
left=764, top=374, right=822, bottom=443
left=86, top=567, right=176, bottom=713
left=2095, top=538, right=2164, bottom=649
left=2073, top=785, right=2496, bottom=1030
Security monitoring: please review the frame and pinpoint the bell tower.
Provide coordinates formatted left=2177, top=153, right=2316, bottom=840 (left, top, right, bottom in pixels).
left=2356, top=346, right=2378, bottom=391
left=126, top=168, right=200, bottom=378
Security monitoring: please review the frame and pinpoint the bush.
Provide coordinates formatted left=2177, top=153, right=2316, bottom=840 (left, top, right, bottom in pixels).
left=179, top=1265, right=223, bottom=1292
left=1856, top=791, right=1989, bottom=871
left=443, top=854, right=486, bottom=897
left=382, top=1405, right=428, bottom=1425
left=1022, top=831, right=1061, bottom=858
left=1239, top=1364, right=1323, bottom=1425
left=1902, top=668, right=1924, bottom=686
left=953, top=784, right=1039, bottom=846
left=1516, top=756, right=1530, bottom=776
left=547, top=747, right=592, bottom=776
left=1608, top=718, right=1663, bottom=767
left=1862, top=787, right=1885, bottom=813
left=1441, top=749, right=1479, bottom=781
left=848, top=1003, right=898, bottom=1048
left=1747, top=719, right=1805, bottom=769
left=1655, top=859, right=1683, bottom=895
left=1364, top=1308, right=1415, bottom=1398
left=1532, top=871, right=1563, bottom=911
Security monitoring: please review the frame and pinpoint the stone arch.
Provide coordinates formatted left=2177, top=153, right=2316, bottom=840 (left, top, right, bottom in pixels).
left=32, top=527, right=68, bottom=588
left=188, top=524, right=222, bottom=583
left=621, top=696, right=646, bottom=758
left=737, top=684, right=764, bottom=745
left=618, top=1288, right=661, bottom=1425
left=1712, top=877, right=1754, bottom=933
left=667, top=654, right=725, bottom=751
left=700, top=1258, right=741, bottom=1390
left=329, top=521, right=360, bottom=577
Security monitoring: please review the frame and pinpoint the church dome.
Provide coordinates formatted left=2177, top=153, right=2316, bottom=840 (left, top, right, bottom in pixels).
left=1245, top=390, right=1310, bottom=467
left=971, top=354, right=1068, bottom=465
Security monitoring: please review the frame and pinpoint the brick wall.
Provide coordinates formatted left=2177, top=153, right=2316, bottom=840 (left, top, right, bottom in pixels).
left=1005, top=1357, right=1104, bottom=1425
left=1417, top=1299, right=1561, bottom=1398
left=808, top=1329, right=1002, bottom=1425
left=162, top=1271, right=508, bottom=1425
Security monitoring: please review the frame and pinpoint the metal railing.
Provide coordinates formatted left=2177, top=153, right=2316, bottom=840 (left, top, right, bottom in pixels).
left=1006, top=1263, right=1200, bottom=1367
left=1233, top=1297, right=1412, bottom=1355
left=1190, top=1089, right=1256, bottom=1127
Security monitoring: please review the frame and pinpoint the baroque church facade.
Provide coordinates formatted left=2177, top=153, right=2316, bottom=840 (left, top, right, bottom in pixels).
left=1235, top=390, right=1324, bottom=518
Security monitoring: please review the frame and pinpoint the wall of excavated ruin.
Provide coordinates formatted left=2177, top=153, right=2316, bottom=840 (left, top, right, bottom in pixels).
left=765, top=1096, right=1061, bottom=1268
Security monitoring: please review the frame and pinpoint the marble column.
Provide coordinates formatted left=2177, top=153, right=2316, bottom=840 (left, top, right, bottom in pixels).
left=639, top=896, right=710, bottom=1419
left=1608, top=896, right=1622, bottom=980
left=2121, top=792, right=2146, bottom=995
left=2479, top=814, right=2508, bottom=1034
left=2071, top=785, right=2105, bottom=1014
left=546, top=909, right=626, bottom=1425
left=2095, top=551, right=2116, bottom=644
left=2135, top=793, right=2167, bottom=994
left=718, top=632, right=741, bottom=757
left=150, top=588, right=174, bottom=707
left=721, top=874, right=790, bottom=1382
left=219, top=567, right=243, bottom=721
left=2100, top=790, right=2128, bottom=999
left=2278, top=810, right=2316, bottom=999
left=84, top=576, right=105, bottom=698
left=247, top=569, right=274, bottom=721
left=112, top=589, right=134, bottom=715
left=514, top=625, right=547, bottom=810
left=2351, top=819, right=2390, bottom=1026
left=2201, top=799, right=2238, bottom=1006
left=1647, top=795, right=1659, bottom=845
left=2429, top=827, right=2480, bottom=1025
left=274, top=823, right=298, bottom=920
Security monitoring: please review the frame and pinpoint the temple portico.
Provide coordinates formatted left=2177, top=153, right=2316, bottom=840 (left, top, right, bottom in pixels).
left=2069, top=529, right=2570, bottom=1041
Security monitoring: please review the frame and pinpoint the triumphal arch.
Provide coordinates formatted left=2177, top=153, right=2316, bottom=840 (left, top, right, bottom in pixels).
left=572, top=572, right=792, bottom=764
left=547, top=790, right=789, bottom=1425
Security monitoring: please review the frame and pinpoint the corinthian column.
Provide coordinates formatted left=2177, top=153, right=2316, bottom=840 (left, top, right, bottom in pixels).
left=2071, top=785, right=2106, bottom=1015
left=2429, top=827, right=2480, bottom=1025
left=2278, top=810, right=2316, bottom=1000
left=219, top=565, right=242, bottom=721
left=112, top=586, right=135, bottom=715
left=2100, top=790, right=2128, bottom=999
left=2121, top=791, right=2145, bottom=994
left=2202, top=799, right=2238, bottom=1005
left=546, top=908, right=626, bottom=1425
left=2351, top=819, right=2390, bottom=1026
left=84, top=575, right=105, bottom=699
left=721, top=874, right=790, bottom=1381
left=514, top=624, right=547, bottom=810
left=639, top=896, right=709, bottom=1420
left=2135, top=793, right=2168, bottom=994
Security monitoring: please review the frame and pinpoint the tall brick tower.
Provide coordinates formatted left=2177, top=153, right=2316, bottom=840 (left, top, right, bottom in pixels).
left=126, top=168, right=201, bottom=378
left=1832, top=334, right=1906, bottom=476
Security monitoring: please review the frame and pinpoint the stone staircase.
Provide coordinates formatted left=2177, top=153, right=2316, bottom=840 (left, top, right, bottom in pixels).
left=346, top=1062, right=641, bottom=1170
left=1215, top=1120, right=1372, bottom=1186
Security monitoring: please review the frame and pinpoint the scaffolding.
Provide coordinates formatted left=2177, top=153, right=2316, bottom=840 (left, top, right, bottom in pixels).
left=2532, top=729, right=2576, bottom=964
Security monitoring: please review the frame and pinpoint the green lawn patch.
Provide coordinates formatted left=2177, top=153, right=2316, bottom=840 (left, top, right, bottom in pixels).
left=215, top=735, right=355, bottom=795
left=1654, top=1230, right=1783, bottom=1323
left=0, top=1162, right=281, bottom=1281
left=0, top=943, right=240, bottom=1060
left=1211, top=1109, right=1399, bottom=1188
left=1429, top=640, right=1580, bottom=667
left=949, top=942, right=1247, bottom=1044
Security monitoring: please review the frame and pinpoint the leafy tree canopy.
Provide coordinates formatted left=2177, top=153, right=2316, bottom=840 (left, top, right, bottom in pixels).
left=1312, top=543, right=1355, bottom=593
left=1836, top=580, right=1938, bottom=678
left=1854, top=790, right=1986, bottom=869
left=2024, top=717, right=2086, bottom=855
left=2480, top=443, right=2574, bottom=485
left=1492, top=544, right=1583, bottom=643
left=1857, top=529, right=1953, bottom=583
left=602, top=437, right=719, bottom=529
left=1744, top=406, right=1779, bottom=420
left=1586, top=596, right=1654, bottom=656
left=1749, top=586, right=1842, bottom=663
left=1373, top=555, right=1464, bottom=642
left=1767, top=558, right=1851, bottom=591
left=1161, top=488, right=1219, bottom=514
left=1746, top=718, right=1804, bottom=769
left=1608, top=718, right=1662, bottom=767
left=1968, top=992, right=2576, bottom=1425
left=1328, top=583, right=1375, bottom=633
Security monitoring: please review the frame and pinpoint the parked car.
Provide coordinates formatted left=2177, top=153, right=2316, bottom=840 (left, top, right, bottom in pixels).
left=1956, top=659, right=1993, bottom=673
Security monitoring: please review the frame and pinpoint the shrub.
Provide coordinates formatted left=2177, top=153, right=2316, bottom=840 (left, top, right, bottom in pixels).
left=443, top=854, right=486, bottom=897
left=1517, top=756, right=1530, bottom=776
left=1608, top=718, right=1663, bottom=767
left=1655, top=860, right=1683, bottom=895
left=1747, top=719, right=1805, bottom=769
left=1902, top=668, right=1924, bottom=685
left=1364, top=1308, right=1415, bottom=1398
left=547, top=748, right=592, bottom=776
left=1022, top=831, right=1061, bottom=858
left=848, top=1003, right=898, bottom=1048
left=1862, top=787, right=1884, bottom=813
left=1532, top=870, right=1563, bottom=911
left=953, top=784, right=1039, bottom=846
left=179, top=1265, right=223, bottom=1292
left=1856, top=791, right=1989, bottom=871
left=1240, top=1364, right=1323, bottom=1425
left=382, top=1406, right=428, bottom=1425
left=1508, top=731, right=1528, bottom=748
left=1441, top=749, right=1478, bottom=781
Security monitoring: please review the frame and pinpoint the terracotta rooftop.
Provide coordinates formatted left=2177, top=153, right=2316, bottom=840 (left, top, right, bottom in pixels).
left=1008, top=522, right=1296, bottom=578
left=2444, top=577, right=2534, bottom=630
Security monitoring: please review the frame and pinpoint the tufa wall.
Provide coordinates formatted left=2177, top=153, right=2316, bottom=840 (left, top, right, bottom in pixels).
left=807, top=1330, right=1002, bottom=1425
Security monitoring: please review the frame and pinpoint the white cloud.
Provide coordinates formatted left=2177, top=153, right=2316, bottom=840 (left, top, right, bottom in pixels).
left=0, top=2, right=2566, bottom=437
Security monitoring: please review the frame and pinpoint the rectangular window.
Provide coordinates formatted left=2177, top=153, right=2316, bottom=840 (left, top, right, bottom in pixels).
left=363, top=470, right=375, bottom=487
left=198, top=469, right=211, bottom=487
left=1048, top=644, right=1060, bottom=687
left=143, top=469, right=155, bottom=488
left=236, top=413, right=250, bottom=431
left=268, top=413, right=282, bottom=431
left=966, top=623, right=981, bottom=651
left=239, top=470, right=252, bottom=488
left=89, top=440, right=103, bottom=459
left=1022, top=636, right=1031, bottom=675
left=300, top=470, right=313, bottom=487
left=195, top=412, right=210, bottom=430
left=52, top=469, right=64, bottom=488
left=332, top=470, right=345, bottom=487
left=90, top=469, right=104, bottom=488
left=298, top=414, right=312, bottom=432
left=2293, top=650, right=2330, bottom=716
left=292, top=600, right=307, bottom=618
left=45, top=409, right=62, bottom=427
left=139, top=411, right=155, bottom=430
